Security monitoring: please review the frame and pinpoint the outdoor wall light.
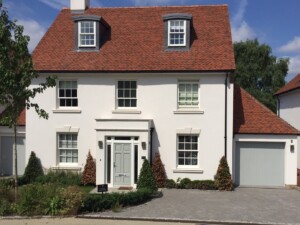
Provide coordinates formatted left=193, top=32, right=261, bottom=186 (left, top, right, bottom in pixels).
left=98, top=141, right=103, bottom=149
left=142, top=142, right=146, bottom=150
left=290, top=145, right=294, bottom=153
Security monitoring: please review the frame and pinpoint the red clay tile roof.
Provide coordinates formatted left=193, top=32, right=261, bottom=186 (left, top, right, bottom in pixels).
left=234, top=85, right=299, bottom=135
left=17, top=108, right=26, bottom=126
left=0, top=108, right=26, bottom=126
left=275, top=73, right=300, bottom=96
left=32, top=5, right=235, bottom=72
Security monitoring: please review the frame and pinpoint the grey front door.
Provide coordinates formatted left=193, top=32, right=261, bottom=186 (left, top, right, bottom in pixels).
left=114, top=143, right=131, bottom=186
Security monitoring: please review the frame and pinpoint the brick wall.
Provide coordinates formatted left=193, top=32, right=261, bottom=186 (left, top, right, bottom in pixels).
left=297, top=169, right=300, bottom=187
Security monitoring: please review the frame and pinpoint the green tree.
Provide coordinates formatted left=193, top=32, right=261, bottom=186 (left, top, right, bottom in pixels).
left=22, top=151, right=44, bottom=184
left=137, top=159, right=157, bottom=192
left=234, top=39, right=289, bottom=112
left=0, top=8, right=56, bottom=195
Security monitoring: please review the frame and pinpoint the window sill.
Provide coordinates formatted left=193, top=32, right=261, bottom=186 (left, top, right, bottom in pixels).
left=173, top=109, right=204, bottom=114
left=173, top=169, right=203, bottom=173
left=53, top=108, right=82, bottom=113
left=50, top=165, right=81, bottom=171
left=112, top=109, right=141, bottom=114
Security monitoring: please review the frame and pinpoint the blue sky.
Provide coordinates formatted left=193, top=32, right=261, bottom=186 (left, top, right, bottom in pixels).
left=4, top=0, right=300, bottom=80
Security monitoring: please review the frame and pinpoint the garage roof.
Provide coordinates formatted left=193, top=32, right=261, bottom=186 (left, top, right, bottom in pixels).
left=234, top=85, right=299, bottom=135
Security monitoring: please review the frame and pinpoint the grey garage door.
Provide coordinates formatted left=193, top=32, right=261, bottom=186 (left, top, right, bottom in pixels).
left=235, top=142, right=285, bottom=187
left=0, top=136, right=26, bottom=176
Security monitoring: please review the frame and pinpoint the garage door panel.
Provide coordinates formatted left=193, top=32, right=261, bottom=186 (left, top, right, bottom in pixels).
left=236, top=142, right=285, bottom=187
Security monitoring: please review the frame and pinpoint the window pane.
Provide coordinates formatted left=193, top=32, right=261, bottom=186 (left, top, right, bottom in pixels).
left=66, top=89, right=71, bottom=97
left=118, top=90, right=123, bottom=97
left=118, top=99, right=124, bottom=107
left=60, top=99, right=65, bottom=107
left=131, top=99, right=137, bottom=107
left=118, top=81, right=124, bottom=88
left=59, top=89, right=65, bottom=97
left=125, top=99, right=130, bottom=107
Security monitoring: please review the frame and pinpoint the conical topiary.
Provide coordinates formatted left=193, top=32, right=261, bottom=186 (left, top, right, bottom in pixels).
left=152, top=153, right=167, bottom=188
left=137, top=159, right=157, bottom=192
left=22, top=151, right=44, bottom=184
left=81, top=151, right=96, bottom=186
left=214, top=156, right=234, bottom=191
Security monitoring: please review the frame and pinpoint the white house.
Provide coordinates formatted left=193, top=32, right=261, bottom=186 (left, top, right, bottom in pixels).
left=275, top=73, right=300, bottom=185
left=27, top=0, right=299, bottom=188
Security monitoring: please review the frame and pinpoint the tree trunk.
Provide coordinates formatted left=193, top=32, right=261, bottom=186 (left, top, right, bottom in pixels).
left=13, top=123, right=18, bottom=200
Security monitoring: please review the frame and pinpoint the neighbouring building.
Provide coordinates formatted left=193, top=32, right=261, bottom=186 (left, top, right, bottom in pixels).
left=275, top=73, right=300, bottom=186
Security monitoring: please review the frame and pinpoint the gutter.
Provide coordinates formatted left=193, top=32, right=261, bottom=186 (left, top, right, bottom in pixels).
left=224, top=73, right=228, bottom=159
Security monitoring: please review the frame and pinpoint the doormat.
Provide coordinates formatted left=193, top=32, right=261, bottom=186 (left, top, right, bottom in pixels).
left=118, top=186, right=133, bottom=190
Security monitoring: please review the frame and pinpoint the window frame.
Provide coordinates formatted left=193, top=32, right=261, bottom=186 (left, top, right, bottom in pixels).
left=57, top=80, right=78, bottom=108
left=168, top=20, right=186, bottom=47
left=57, top=133, right=78, bottom=166
left=78, top=21, right=96, bottom=47
left=116, top=80, right=138, bottom=109
left=177, top=135, right=199, bottom=168
left=177, top=80, right=199, bottom=109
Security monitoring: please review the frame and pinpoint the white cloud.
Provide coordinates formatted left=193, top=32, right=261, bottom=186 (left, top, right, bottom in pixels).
left=231, top=0, right=256, bottom=42
left=17, top=20, right=46, bottom=52
left=231, top=21, right=256, bottom=42
left=38, top=0, right=69, bottom=10
left=278, top=36, right=300, bottom=53
left=289, top=55, right=300, bottom=74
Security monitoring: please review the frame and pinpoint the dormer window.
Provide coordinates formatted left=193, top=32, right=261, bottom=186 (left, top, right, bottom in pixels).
left=168, top=20, right=186, bottom=46
left=73, top=15, right=110, bottom=51
left=79, top=21, right=96, bottom=47
left=163, top=13, right=192, bottom=51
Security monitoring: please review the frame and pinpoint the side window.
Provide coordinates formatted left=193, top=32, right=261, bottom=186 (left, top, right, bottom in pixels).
left=58, top=81, right=78, bottom=107
left=117, top=81, right=137, bottom=108
left=177, top=135, right=198, bottom=167
left=58, top=133, right=78, bottom=164
left=178, top=81, right=199, bottom=108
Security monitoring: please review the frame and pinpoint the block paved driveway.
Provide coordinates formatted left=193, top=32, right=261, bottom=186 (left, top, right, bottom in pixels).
left=82, top=188, right=300, bottom=224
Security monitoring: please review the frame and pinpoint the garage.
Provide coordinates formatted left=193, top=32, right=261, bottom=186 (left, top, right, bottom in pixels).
left=235, top=142, right=285, bottom=187
left=0, top=136, right=26, bottom=176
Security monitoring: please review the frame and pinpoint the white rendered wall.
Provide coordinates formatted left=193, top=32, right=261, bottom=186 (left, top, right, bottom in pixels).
left=26, top=72, right=233, bottom=182
left=278, top=90, right=300, bottom=130
left=233, top=134, right=298, bottom=186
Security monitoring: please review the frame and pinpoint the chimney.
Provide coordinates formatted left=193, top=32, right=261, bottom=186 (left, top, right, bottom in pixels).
left=70, top=0, right=90, bottom=12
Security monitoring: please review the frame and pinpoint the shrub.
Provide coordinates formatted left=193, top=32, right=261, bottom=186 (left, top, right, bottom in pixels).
left=137, top=159, right=157, bottom=192
left=59, top=186, right=85, bottom=215
left=152, top=153, right=167, bottom=188
left=18, top=183, right=59, bottom=215
left=177, top=178, right=192, bottom=189
left=214, top=156, right=234, bottom=191
left=22, top=151, right=44, bottom=184
left=186, top=180, right=217, bottom=190
left=165, top=179, right=176, bottom=189
left=35, top=170, right=81, bottom=186
left=81, top=151, right=96, bottom=186
left=80, top=189, right=153, bottom=213
left=0, top=179, right=15, bottom=202
left=17, top=183, right=85, bottom=216
left=0, top=199, right=15, bottom=216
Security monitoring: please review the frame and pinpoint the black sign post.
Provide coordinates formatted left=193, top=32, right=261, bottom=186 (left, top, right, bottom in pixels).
left=97, top=184, right=108, bottom=199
